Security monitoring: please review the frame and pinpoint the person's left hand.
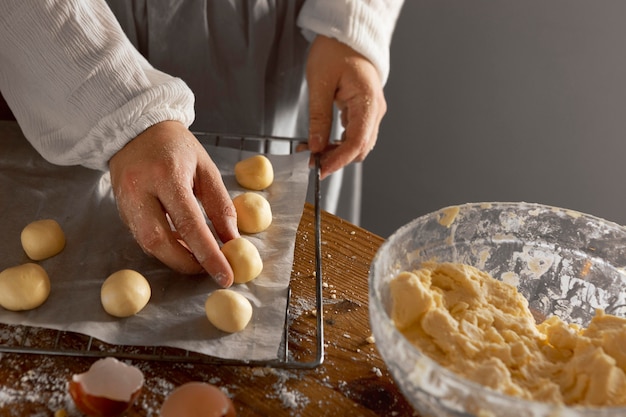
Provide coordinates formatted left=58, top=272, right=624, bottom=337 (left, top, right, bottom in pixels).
left=305, top=35, right=387, bottom=179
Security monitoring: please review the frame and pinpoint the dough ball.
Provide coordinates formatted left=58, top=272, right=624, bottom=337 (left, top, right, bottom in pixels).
left=234, top=154, right=274, bottom=190
left=233, top=192, right=272, bottom=234
left=101, top=269, right=151, bottom=318
left=205, top=289, right=253, bottom=333
left=220, top=237, right=263, bottom=284
left=21, top=219, right=66, bottom=261
left=0, top=263, right=51, bottom=311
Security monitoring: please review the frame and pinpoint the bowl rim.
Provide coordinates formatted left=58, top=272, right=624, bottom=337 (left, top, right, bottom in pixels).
left=369, top=201, right=626, bottom=414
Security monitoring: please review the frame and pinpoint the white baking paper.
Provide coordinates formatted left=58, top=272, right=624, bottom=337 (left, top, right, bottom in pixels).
left=0, top=121, right=311, bottom=361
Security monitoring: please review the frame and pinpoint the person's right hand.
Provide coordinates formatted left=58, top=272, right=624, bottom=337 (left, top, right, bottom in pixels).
left=108, top=121, right=239, bottom=287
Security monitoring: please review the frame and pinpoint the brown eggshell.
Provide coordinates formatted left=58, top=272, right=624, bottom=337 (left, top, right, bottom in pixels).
left=68, top=357, right=144, bottom=417
left=160, top=382, right=236, bottom=417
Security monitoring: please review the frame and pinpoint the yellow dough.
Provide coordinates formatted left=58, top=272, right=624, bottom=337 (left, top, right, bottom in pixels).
left=0, top=263, right=50, bottom=311
left=390, top=262, right=626, bottom=406
left=100, top=269, right=151, bottom=318
left=205, top=289, right=253, bottom=333
left=234, top=154, right=274, bottom=190
left=221, top=237, right=263, bottom=284
left=21, top=219, right=66, bottom=261
left=233, top=192, right=272, bottom=234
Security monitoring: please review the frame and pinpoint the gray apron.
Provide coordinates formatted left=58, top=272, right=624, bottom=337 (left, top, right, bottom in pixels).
left=107, top=0, right=361, bottom=223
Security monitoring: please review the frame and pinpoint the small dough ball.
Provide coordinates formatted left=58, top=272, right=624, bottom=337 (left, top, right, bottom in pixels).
left=205, top=289, right=253, bottom=333
left=234, top=154, right=274, bottom=190
left=221, top=237, right=263, bottom=284
left=21, top=219, right=66, bottom=261
left=0, top=263, right=51, bottom=311
left=101, top=269, right=151, bottom=318
left=233, top=192, right=272, bottom=234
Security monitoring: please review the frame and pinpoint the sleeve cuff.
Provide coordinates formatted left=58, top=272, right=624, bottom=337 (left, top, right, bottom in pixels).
left=77, top=74, right=195, bottom=171
left=297, top=0, right=404, bottom=85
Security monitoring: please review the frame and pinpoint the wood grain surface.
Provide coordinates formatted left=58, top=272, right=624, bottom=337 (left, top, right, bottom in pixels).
left=0, top=204, right=417, bottom=416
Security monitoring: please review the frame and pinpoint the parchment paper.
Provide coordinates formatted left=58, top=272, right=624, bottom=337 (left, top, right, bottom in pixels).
left=0, top=121, right=311, bottom=361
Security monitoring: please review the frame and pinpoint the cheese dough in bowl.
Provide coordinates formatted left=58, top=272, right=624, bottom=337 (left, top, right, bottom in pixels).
left=390, top=262, right=626, bottom=406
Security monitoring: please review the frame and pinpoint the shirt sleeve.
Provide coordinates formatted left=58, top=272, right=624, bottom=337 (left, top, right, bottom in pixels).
left=0, top=0, right=195, bottom=171
left=297, top=0, right=404, bottom=85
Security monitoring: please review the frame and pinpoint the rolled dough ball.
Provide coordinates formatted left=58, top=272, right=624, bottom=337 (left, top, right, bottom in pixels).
left=21, top=219, right=66, bottom=261
left=220, top=237, right=263, bottom=284
left=0, top=263, right=51, bottom=311
left=233, top=192, right=272, bottom=234
left=205, top=289, right=253, bottom=333
left=234, top=154, right=274, bottom=190
left=101, top=269, right=151, bottom=318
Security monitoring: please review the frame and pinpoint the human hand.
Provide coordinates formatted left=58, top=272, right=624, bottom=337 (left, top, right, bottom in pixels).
left=305, top=35, right=387, bottom=179
left=108, top=121, right=239, bottom=287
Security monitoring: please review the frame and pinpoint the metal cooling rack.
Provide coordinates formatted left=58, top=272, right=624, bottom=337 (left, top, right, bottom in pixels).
left=0, top=133, right=324, bottom=369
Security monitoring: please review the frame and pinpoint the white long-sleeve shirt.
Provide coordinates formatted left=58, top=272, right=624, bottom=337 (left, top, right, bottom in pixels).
left=298, top=0, right=403, bottom=85
left=1, top=0, right=195, bottom=171
left=0, top=0, right=403, bottom=171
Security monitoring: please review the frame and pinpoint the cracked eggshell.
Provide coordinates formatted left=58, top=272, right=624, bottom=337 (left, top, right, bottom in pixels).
left=69, top=357, right=144, bottom=417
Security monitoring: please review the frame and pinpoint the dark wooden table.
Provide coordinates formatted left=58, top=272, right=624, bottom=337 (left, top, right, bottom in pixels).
left=0, top=204, right=417, bottom=416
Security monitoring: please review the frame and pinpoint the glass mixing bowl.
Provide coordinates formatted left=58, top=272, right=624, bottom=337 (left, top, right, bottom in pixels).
left=369, top=202, right=626, bottom=417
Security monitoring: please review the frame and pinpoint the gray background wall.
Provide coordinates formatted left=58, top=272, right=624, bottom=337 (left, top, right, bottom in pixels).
left=361, top=0, right=626, bottom=238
